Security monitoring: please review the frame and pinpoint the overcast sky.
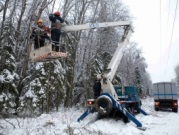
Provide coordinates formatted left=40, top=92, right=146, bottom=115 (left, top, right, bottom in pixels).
left=124, top=0, right=179, bottom=83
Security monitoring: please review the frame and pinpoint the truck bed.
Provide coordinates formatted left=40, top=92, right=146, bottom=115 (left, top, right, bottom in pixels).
left=153, top=82, right=178, bottom=100
left=153, top=82, right=178, bottom=112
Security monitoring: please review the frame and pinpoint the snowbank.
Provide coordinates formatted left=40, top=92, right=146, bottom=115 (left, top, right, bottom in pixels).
left=0, top=97, right=179, bottom=135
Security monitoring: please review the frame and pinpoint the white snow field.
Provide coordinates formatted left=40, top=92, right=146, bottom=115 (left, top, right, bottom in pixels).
left=0, top=97, right=179, bottom=135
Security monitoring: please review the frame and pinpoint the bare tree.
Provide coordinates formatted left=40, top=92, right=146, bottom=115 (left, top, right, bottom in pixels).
left=0, top=1, right=5, bottom=12
left=0, top=0, right=10, bottom=38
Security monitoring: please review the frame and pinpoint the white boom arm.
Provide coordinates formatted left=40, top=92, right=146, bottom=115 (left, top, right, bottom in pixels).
left=61, top=21, right=131, bottom=32
left=100, top=26, right=133, bottom=100
left=62, top=21, right=132, bottom=100
left=106, top=26, right=132, bottom=81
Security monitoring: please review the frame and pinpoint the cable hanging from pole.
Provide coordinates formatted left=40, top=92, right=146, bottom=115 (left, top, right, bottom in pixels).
left=165, top=0, right=171, bottom=51
left=159, top=0, right=162, bottom=76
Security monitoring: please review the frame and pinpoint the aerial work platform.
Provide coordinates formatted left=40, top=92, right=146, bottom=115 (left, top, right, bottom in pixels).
left=30, top=21, right=131, bottom=62
left=30, top=44, right=67, bottom=62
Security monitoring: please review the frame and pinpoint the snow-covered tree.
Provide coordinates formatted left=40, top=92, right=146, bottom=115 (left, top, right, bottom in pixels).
left=18, top=61, right=66, bottom=115
left=118, top=43, right=152, bottom=97
left=142, top=72, right=153, bottom=96
left=0, top=22, right=19, bottom=115
left=134, top=67, right=143, bottom=96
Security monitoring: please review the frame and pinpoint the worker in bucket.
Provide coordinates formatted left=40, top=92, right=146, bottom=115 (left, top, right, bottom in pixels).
left=49, top=11, right=65, bottom=51
left=31, top=19, right=50, bottom=49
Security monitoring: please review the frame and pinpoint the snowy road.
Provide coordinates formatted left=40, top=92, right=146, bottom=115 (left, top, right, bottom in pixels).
left=0, top=97, right=179, bottom=135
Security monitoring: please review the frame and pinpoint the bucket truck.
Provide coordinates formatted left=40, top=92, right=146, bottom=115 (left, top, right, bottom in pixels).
left=29, top=20, right=148, bottom=129
left=72, top=21, right=148, bottom=129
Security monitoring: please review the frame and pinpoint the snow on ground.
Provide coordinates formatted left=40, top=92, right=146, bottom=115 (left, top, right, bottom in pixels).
left=0, top=97, right=179, bottom=135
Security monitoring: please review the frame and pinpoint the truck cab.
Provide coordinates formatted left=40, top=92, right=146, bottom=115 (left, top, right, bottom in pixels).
left=114, top=86, right=142, bottom=114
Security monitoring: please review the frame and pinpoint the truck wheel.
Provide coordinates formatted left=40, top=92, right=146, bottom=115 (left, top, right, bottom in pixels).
left=95, top=96, right=113, bottom=116
left=172, top=108, right=178, bottom=113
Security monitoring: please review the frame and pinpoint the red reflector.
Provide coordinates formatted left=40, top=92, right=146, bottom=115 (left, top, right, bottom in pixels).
left=120, top=101, right=124, bottom=104
left=155, top=102, right=159, bottom=106
left=173, top=102, right=178, bottom=106
left=87, top=101, right=93, bottom=105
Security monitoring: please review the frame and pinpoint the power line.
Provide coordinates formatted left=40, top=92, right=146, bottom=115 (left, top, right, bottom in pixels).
left=165, top=0, right=170, bottom=51
left=163, top=0, right=170, bottom=81
left=159, top=0, right=162, bottom=75
left=159, top=0, right=162, bottom=47
left=165, top=0, right=178, bottom=80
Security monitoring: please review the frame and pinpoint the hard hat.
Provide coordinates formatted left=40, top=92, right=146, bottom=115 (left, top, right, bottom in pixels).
left=37, top=19, right=43, bottom=23
left=54, top=11, right=60, bottom=16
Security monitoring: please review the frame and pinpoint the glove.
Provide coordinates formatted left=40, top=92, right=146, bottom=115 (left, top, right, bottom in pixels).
left=61, top=23, right=67, bottom=27
left=49, top=13, right=54, bottom=17
left=35, top=29, right=45, bottom=35
left=49, top=14, right=55, bottom=22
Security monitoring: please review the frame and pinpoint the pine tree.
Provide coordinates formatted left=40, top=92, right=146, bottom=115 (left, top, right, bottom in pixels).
left=134, top=67, right=143, bottom=97
left=0, top=22, right=19, bottom=116
left=18, top=61, right=66, bottom=115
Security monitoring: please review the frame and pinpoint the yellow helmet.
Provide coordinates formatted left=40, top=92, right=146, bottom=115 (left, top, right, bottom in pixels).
left=37, top=19, right=43, bottom=23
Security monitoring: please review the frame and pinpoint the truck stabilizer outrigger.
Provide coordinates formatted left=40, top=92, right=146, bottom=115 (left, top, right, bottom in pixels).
left=77, top=92, right=147, bottom=128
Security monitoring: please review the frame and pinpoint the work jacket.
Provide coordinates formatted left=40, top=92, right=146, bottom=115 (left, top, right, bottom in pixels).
left=49, top=14, right=64, bottom=30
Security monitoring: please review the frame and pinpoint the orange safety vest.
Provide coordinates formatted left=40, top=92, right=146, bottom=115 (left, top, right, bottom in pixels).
left=41, top=26, right=50, bottom=34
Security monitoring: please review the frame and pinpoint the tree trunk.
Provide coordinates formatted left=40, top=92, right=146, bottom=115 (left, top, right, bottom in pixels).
left=0, top=0, right=10, bottom=38
left=15, top=0, right=27, bottom=58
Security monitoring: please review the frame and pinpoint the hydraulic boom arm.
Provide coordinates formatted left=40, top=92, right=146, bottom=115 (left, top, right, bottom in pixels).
left=106, top=26, right=133, bottom=81
left=99, top=25, right=133, bottom=100
left=61, top=21, right=131, bottom=32
left=62, top=21, right=132, bottom=100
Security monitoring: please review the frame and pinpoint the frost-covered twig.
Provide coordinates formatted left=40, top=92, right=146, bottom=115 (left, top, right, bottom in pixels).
left=0, top=115, right=16, bottom=129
